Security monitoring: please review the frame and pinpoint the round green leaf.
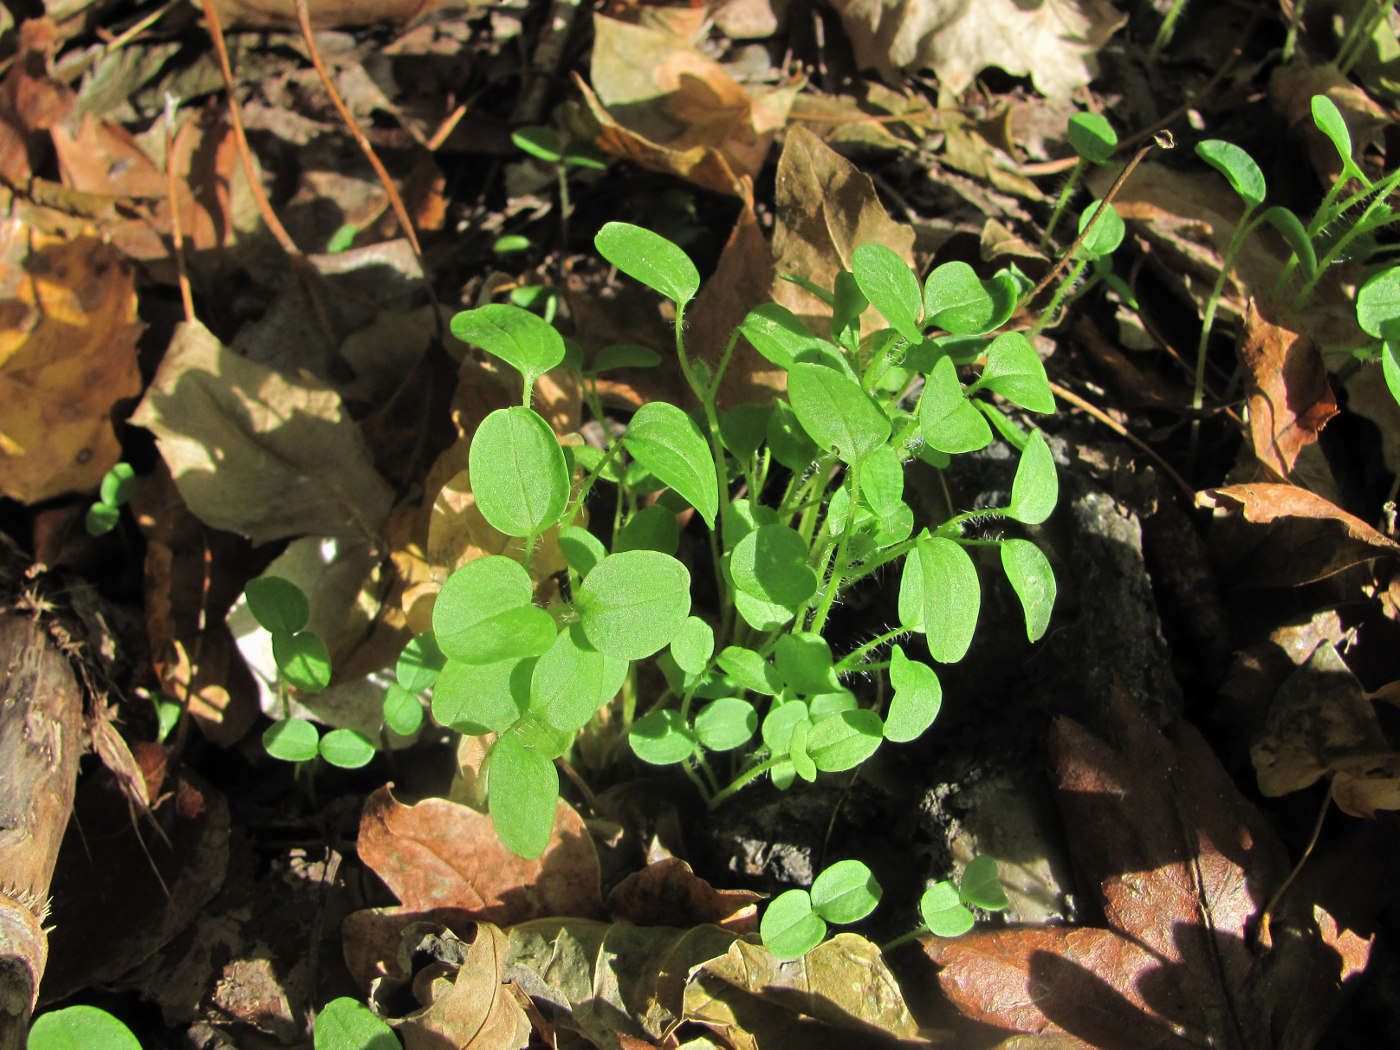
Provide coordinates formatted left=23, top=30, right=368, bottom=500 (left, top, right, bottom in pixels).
left=1196, top=139, right=1266, bottom=210
left=1384, top=341, right=1400, bottom=405
left=730, top=524, right=818, bottom=608
left=959, top=854, right=1009, bottom=911
left=85, top=501, right=120, bottom=536
left=716, top=646, right=780, bottom=694
left=694, top=696, right=757, bottom=751
left=852, top=243, right=922, bottom=342
left=1074, top=200, right=1124, bottom=260
left=512, top=125, right=562, bottom=162
left=787, top=363, right=891, bottom=465
left=616, top=503, right=680, bottom=555
left=810, top=859, right=882, bottom=924
left=857, top=444, right=905, bottom=518
left=629, top=708, right=697, bottom=765
left=920, top=355, right=992, bottom=454
left=314, top=997, right=400, bottom=1050
left=431, top=656, right=531, bottom=734
left=975, top=332, right=1054, bottom=414
left=450, top=303, right=565, bottom=394
left=734, top=590, right=798, bottom=632
left=737, top=303, right=830, bottom=370
left=493, top=234, right=532, bottom=255
left=397, top=631, right=446, bottom=693
left=775, top=632, right=841, bottom=696
left=28, top=1005, right=142, bottom=1050
left=622, top=402, right=719, bottom=527
left=274, top=630, right=332, bottom=691
left=809, top=689, right=856, bottom=720
left=382, top=683, right=425, bottom=735
left=1356, top=266, right=1400, bottom=341
left=433, top=555, right=555, bottom=664
left=807, top=709, right=883, bottom=771
left=489, top=733, right=559, bottom=859
left=558, top=524, right=607, bottom=579
left=577, top=550, right=691, bottom=660
left=884, top=644, right=942, bottom=743
left=595, top=222, right=700, bottom=306
left=1009, top=429, right=1058, bottom=525
left=263, top=717, right=320, bottom=762
left=246, top=576, right=310, bottom=634
left=913, top=535, right=980, bottom=664
left=1001, top=538, right=1057, bottom=643
left=469, top=406, right=570, bottom=538
left=761, top=889, right=824, bottom=960
left=719, top=403, right=773, bottom=461
left=100, top=461, right=135, bottom=506
left=319, top=727, right=376, bottom=768
left=762, top=700, right=811, bottom=753
left=924, top=262, right=1002, bottom=335
left=530, top=625, right=629, bottom=732
left=670, top=616, right=715, bottom=675
left=1067, top=111, right=1117, bottom=165
left=920, top=881, right=975, bottom=937
left=766, top=398, right=821, bottom=471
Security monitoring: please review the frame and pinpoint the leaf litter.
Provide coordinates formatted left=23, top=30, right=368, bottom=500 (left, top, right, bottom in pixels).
left=4, top=0, right=1398, bottom=1047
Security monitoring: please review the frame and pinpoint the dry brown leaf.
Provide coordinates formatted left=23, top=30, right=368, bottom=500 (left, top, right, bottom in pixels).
left=606, top=857, right=761, bottom=933
left=130, top=320, right=394, bottom=545
left=0, top=28, right=76, bottom=183
left=1197, top=483, right=1400, bottom=585
left=1236, top=298, right=1338, bottom=478
left=0, top=221, right=142, bottom=503
left=392, top=923, right=532, bottom=1050
left=209, top=0, right=480, bottom=30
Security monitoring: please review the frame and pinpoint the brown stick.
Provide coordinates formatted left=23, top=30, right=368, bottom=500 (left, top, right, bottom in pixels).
left=163, top=95, right=195, bottom=324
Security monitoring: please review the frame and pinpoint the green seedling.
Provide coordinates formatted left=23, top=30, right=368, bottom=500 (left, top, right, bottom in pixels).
left=761, top=859, right=883, bottom=960
left=85, top=461, right=135, bottom=536
left=1041, top=112, right=1118, bottom=249
left=884, top=854, right=1010, bottom=947
left=27, top=1004, right=142, bottom=1050
left=314, top=997, right=400, bottom=1049
left=244, top=576, right=376, bottom=769
left=511, top=124, right=606, bottom=258
left=419, top=222, right=1062, bottom=866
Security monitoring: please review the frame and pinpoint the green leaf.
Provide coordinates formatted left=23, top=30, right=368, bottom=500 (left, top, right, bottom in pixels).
left=810, top=859, right=882, bottom=924
left=920, top=881, right=975, bottom=936
left=629, top=708, right=697, bottom=765
left=716, top=646, right=780, bottom=694
left=433, top=555, right=557, bottom=664
left=85, top=501, right=120, bottom=535
left=831, top=270, right=867, bottom=352
left=263, top=717, right=320, bottom=762
left=591, top=344, right=662, bottom=372
left=246, top=576, right=310, bottom=634
left=852, top=243, right=922, bottom=342
left=493, top=234, right=532, bottom=255
left=884, top=644, right=941, bottom=743
left=397, top=631, right=445, bottom=693
left=669, top=615, right=715, bottom=675
left=809, top=689, right=856, bottom=720
left=512, top=125, right=562, bottom=162
left=775, top=632, right=841, bottom=695
left=1260, top=206, right=1318, bottom=282
left=450, top=304, right=565, bottom=397
left=1356, top=266, right=1400, bottom=341
left=734, top=591, right=798, bottom=632
left=326, top=223, right=358, bottom=253
left=719, top=403, right=773, bottom=461
left=694, top=696, right=758, bottom=751
left=766, top=398, right=821, bottom=471
left=382, top=683, right=425, bottom=735
left=974, top=332, right=1055, bottom=414
left=559, top=524, right=607, bottom=579
left=470, top=406, right=570, bottom=538
left=762, top=700, right=811, bottom=753
left=489, top=733, right=558, bottom=859
left=761, top=889, right=825, bottom=960
left=807, top=709, right=883, bottom=771
left=616, top=503, right=680, bottom=555
left=577, top=550, right=691, bottom=659
left=959, top=854, right=1009, bottom=911
left=1074, top=200, right=1124, bottom=260
left=1384, top=341, right=1400, bottom=406
left=595, top=222, right=700, bottom=306
left=27, top=1005, right=143, bottom=1050
left=1067, top=111, right=1116, bottom=165
left=314, top=997, right=400, bottom=1050
left=100, top=461, right=135, bottom=506
left=1311, top=94, right=1369, bottom=184
left=622, top=402, right=719, bottom=527
left=913, top=534, right=980, bottom=664
left=530, top=624, right=628, bottom=732
left=1196, top=139, right=1266, bottom=210
left=920, top=355, right=992, bottom=454
left=787, top=362, right=891, bottom=464
left=274, top=630, right=332, bottom=691
left=319, top=727, right=376, bottom=768
left=431, top=656, right=531, bottom=734
left=1001, top=538, right=1057, bottom=643
left=923, top=262, right=1015, bottom=335
left=730, top=524, right=818, bottom=607
left=858, top=445, right=904, bottom=518
left=788, top=718, right=816, bottom=782
left=1008, top=429, right=1058, bottom=525
left=738, top=303, right=831, bottom=370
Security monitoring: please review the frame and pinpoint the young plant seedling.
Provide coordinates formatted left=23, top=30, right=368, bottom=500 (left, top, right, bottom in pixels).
left=314, top=997, right=400, bottom=1050
left=760, top=859, right=883, bottom=960
left=28, top=1005, right=143, bottom=1050
left=85, top=461, right=135, bottom=536
left=884, top=854, right=1011, bottom=947
left=1041, top=112, right=1119, bottom=249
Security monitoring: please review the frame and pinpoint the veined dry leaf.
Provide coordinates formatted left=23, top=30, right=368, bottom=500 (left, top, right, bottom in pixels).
left=1197, top=483, right=1400, bottom=584
left=0, top=221, right=142, bottom=503
left=130, top=320, right=394, bottom=545
left=827, top=0, right=1125, bottom=99
left=507, top=918, right=737, bottom=1049
left=1236, top=298, right=1338, bottom=479
left=606, top=857, right=761, bottom=933
left=51, top=112, right=165, bottom=198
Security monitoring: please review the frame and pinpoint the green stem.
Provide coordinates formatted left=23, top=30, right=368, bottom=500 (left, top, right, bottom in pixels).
left=709, top=755, right=781, bottom=809
left=1028, top=258, right=1088, bottom=337
left=1189, top=212, right=1256, bottom=462
left=808, top=461, right=862, bottom=636
left=1040, top=159, right=1084, bottom=249
left=880, top=927, right=929, bottom=953
left=835, top=627, right=909, bottom=671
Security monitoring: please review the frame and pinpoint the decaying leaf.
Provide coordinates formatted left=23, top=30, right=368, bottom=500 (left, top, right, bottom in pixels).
left=0, top=221, right=142, bottom=503
left=211, top=0, right=481, bottom=30
left=1198, top=483, right=1400, bottom=585
left=606, top=857, right=762, bottom=932
left=130, top=320, right=394, bottom=546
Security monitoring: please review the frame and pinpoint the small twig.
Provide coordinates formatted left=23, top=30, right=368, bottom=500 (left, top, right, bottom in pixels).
left=1048, top=380, right=1196, bottom=499
left=162, top=94, right=195, bottom=324
left=1256, top=791, right=1330, bottom=950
